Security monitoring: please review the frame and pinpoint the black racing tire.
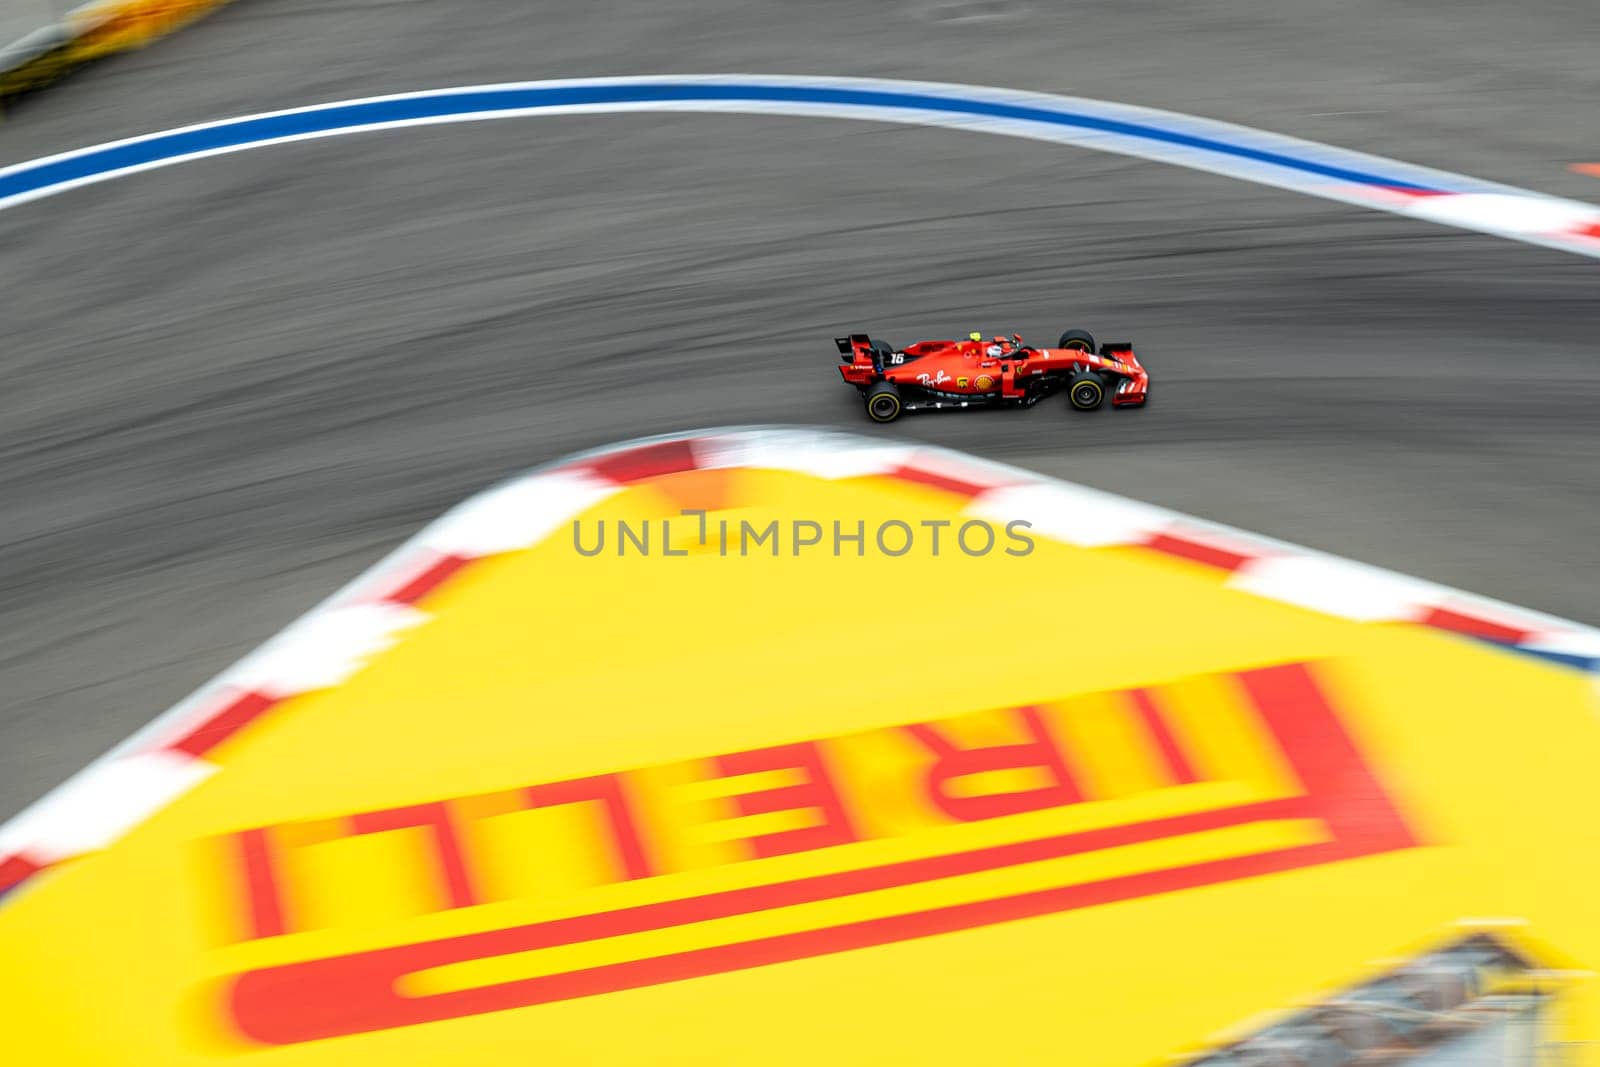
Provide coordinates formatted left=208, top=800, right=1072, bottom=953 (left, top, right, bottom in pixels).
left=865, top=381, right=904, bottom=423
left=1066, top=372, right=1105, bottom=412
left=869, top=338, right=895, bottom=357
left=1057, top=328, right=1097, bottom=352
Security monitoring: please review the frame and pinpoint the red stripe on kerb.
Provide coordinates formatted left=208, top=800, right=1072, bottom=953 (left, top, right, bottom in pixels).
left=887, top=464, right=995, bottom=499
left=1373, top=186, right=1453, bottom=198
left=583, top=440, right=700, bottom=484
left=167, top=690, right=279, bottom=757
left=1416, top=606, right=1532, bottom=644
left=0, top=853, right=45, bottom=894
left=384, top=553, right=470, bottom=605
left=1141, top=531, right=1257, bottom=572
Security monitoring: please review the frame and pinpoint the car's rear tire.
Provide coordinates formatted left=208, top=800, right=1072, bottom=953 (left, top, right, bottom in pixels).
left=869, top=338, right=895, bottom=358
left=866, top=381, right=903, bottom=423
left=1057, top=328, right=1097, bottom=352
left=1067, top=372, right=1105, bottom=412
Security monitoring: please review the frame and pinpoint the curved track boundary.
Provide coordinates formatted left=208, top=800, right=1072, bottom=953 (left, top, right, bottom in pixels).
left=2, top=74, right=1599, bottom=257
left=2, top=426, right=1597, bottom=906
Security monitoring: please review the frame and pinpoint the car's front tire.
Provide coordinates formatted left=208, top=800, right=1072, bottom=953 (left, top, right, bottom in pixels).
left=866, top=381, right=903, bottom=423
left=1057, top=328, right=1097, bottom=352
left=1067, top=372, right=1105, bottom=411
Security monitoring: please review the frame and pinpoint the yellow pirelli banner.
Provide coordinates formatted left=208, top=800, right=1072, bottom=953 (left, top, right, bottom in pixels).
left=1, top=429, right=1596, bottom=1064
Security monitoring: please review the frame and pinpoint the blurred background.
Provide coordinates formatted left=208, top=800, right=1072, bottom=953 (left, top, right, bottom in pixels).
left=4, top=0, right=1598, bottom=853
left=1, top=3, right=1597, bottom=1060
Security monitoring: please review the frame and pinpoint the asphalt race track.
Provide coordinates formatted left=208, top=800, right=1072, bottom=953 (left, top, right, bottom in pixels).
left=2, top=0, right=1597, bottom=821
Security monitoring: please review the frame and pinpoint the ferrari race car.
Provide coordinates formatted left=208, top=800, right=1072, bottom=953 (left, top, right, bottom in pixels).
left=836, top=328, right=1149, bottom=423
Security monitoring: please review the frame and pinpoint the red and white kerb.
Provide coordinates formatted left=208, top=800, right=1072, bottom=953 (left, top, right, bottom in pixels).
left=2, top=427, right=1595, bottom=901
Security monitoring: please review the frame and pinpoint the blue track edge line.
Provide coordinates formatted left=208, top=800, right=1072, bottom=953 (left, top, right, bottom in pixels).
left=1472, top=637, right=1598, bottom=674
left=0, top=81, right=1443, bottom=204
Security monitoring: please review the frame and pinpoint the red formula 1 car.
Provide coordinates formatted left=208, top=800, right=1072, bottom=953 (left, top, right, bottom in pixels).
left=836, top=328, right=1149, bottom=423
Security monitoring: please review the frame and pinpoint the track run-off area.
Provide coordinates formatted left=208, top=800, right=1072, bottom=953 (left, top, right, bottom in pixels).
left=4, top=427, right=1599, bottom=1064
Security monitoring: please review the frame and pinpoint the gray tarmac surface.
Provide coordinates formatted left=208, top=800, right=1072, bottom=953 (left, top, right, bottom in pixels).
left=2, top=0, right=1598, bottom=820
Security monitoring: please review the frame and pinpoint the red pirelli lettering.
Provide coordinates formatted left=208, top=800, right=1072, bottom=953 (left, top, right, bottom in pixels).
left=233, top=828, right=289, bottom=940
left=218, top=662, right=1420, bottom=1045
left=1236, top=662, right=1417, bottom=854
left=225, top=775, right=654, bottom=940
left=904, top=706, right=1083, bottom=820
left=520, top=774, right=655, bottom=881
left=223, top=799, right=1323, bottom=1046
left=349, top=802, right=480, bottom=911
left=1127, top=688, right=1200, bottom=786
left=713, top=742, right=860, bottom=859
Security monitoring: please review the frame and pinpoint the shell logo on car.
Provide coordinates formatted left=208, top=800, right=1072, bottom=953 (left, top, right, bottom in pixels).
left=1, top=429, right=1597, bottom=1066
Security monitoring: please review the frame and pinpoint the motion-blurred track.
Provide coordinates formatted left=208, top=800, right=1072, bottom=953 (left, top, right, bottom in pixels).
left=2, top=0, right=1597, bottom=818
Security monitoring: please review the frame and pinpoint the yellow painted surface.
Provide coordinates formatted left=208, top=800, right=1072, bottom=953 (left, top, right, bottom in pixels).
left=2, top=463, right=1597, bottom=1064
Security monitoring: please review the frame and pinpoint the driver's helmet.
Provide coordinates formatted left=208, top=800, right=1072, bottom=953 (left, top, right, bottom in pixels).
left=968, top=331, right=983, bottom=342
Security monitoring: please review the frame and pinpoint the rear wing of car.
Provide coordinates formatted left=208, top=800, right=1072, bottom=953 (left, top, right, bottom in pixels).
left=836, top=334, right=885, bottom=374
left=836, top=334, right=882, bottom=385
left=834, top=334, right=873, bottom=358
